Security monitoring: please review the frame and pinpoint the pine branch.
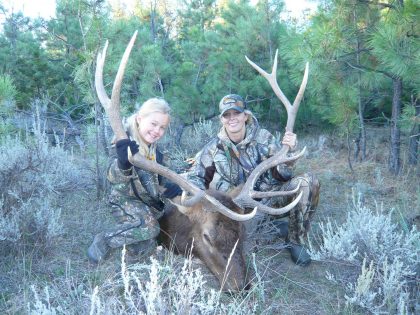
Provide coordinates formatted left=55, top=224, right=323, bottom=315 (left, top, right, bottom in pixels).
left=344, top=61, right=393, bottom=79
left=336, top=48, right=373, bottom=60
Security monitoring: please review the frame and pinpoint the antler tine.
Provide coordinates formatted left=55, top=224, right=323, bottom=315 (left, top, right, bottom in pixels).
left=128, top=151, right=257, bottom=222
left=233, top=148, right=306, bottom=215
left=245, top=50, right=293, bottom=112
left=293, top=62, right=309, bottom=107
left=286, top=62, right=309, bottom=132
left=237, top=147, right=306, bottom=198
left=239, top=191, right=303, bottom=215
left=110, top=30, right=138, bottom=122
left=94, top=31, right=139, bottom=141
left=250, top=180, right=302, bottom=199
left=95, top=41, right=110, bottom=108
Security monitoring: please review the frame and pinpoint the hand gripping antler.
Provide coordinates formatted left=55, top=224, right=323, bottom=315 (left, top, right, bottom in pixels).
left=233, top=50, right=309, bottom=215
left=94, top=32, right=256, bottom=222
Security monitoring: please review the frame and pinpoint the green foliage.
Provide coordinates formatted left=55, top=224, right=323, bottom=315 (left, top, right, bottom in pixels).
left=0, top=0, right=418, bottom=139
left=0, top=74, right=17, bottom=105
left=400, top=101, right=418, bottom=133
left=368, top=0, right=420, bottom=87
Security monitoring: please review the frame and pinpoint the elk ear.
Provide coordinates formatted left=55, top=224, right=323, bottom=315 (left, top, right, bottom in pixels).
left=168, top=196, right=191, bottom=214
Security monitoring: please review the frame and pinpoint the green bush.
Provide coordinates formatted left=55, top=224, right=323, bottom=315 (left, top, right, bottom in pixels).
left=0, top=74, right=17, bottom=106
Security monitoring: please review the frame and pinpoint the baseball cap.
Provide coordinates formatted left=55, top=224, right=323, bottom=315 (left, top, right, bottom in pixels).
left=219, top=94, right=246, bottom=116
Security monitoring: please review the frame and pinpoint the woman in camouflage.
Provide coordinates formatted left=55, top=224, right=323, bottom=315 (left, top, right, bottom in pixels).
left=87, top=98, right=181, bottom=264
left=187, top=94, right=320, bottom=266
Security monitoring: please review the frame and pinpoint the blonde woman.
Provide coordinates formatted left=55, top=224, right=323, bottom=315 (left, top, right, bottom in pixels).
left=187, top=94, right=320, bottom=266
left=87, top=98, right=181, bottom=263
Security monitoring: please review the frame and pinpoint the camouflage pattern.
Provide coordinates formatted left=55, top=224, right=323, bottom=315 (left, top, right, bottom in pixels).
left=103, top=152, right=165, bottom=249
left=262, top=173, right=320, bottom=245
left=187, top=116, right=320, bottom=245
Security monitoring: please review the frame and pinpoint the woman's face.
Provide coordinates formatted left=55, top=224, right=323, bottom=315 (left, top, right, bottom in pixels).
left=220, top=109, right=248, bottom=137
left=136, top=112, right=170, bottom=144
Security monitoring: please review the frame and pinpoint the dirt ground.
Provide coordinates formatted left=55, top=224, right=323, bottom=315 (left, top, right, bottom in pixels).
left=1, top=128, right=418, bottom=314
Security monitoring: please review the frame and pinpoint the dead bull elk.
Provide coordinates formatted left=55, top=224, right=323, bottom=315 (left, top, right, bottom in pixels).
left=94, top=31, right=308, bottom=291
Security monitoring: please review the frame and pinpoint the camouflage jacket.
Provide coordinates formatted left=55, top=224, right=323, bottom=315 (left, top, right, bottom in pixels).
left=187, top=116, right=293, bottom=192
left=107, top=138, right=167, bottom=215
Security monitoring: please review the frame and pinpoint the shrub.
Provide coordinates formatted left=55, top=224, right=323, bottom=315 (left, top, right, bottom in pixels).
left=309, top=190, right=420, bottom=314
left=0, top=74, right=17, bottom=105
left=88, top=247, right=263, bottom=314
left=165, top=117, right=219, bottom=171
left=0, top=107, right=92, bottom=254
left=26, top=247, right=264, bottom=314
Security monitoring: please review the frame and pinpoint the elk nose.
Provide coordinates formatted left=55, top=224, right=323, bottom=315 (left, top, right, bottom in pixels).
left=244, top=281, right=252, bottom=291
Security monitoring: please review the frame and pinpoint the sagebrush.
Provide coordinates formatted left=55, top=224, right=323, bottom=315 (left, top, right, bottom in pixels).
left=309, top=190, right=419, bottom=314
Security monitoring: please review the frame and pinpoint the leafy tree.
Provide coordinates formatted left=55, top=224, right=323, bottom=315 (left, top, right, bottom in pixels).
left=285, top=0, right=418, bottom=174
left=209, top=0, right=292, bottom=130
left=368, top=0, right=419, bottom=173
left=0, top=12, right=50, bottom=107
left=283, top=0, right=385, bottom=168
left=168, top=0, right=219, bottom=123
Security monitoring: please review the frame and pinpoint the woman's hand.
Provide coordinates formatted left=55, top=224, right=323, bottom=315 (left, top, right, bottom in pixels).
left=116, top=139, right=139, bottom=170
left=281, top=131, right=297, bottom=150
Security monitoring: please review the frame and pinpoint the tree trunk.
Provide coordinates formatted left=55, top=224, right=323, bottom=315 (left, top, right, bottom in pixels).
left=389, top=77, right=402, bottom=175
left=354, top=9, right=366, bottom=161
left=150, top=1, right=157, bottom=42
left=357, top=80, right=366, bottom=161
left=408, top=95, right=419, bottom=165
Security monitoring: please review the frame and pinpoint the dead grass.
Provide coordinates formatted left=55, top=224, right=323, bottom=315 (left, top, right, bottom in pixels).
left=0, top=127, right=418, bottom=314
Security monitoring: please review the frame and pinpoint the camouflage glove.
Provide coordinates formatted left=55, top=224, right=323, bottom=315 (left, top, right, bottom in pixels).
left=116, top=139, right=139, bottom=170
left=162, top=182, right=183, bottom=199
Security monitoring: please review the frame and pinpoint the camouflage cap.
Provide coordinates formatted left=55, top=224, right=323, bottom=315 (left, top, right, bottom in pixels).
left=219, top=94, right=246, bottom=116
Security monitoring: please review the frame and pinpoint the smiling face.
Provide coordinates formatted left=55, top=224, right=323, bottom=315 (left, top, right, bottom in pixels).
left=136, top=112, right=170, bottom=144
left=220, top=109, right=248, bottom=142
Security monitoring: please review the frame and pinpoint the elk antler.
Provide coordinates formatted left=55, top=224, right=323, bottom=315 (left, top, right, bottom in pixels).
left=233, top=51, right=309, bottom=215
left=245, top=50, right=308, bottom=139
left=94, top=32, right=256, bottom=222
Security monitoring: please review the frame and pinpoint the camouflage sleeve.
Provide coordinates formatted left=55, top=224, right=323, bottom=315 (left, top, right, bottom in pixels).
left=186, top=140, right=217, bottom=190
left=107, top=145, right=134, bottom=184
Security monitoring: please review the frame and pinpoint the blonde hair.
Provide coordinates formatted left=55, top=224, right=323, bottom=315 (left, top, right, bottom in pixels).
left=136, top=98, right=171, bottom=118
left=121, top=98, right=171, bottom=145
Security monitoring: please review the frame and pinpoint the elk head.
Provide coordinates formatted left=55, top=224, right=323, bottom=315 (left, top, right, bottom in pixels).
left=159, top=189, right=249, bottom=292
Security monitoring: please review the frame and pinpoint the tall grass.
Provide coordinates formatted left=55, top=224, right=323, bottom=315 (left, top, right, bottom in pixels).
left=27, top=247, right=264, bottom=314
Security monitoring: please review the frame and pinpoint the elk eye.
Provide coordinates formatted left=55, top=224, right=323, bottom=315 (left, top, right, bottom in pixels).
left=203, top=233, right=213, bottom=246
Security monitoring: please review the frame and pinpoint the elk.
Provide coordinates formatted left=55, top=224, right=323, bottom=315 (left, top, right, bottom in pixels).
left=94, top=31, right=308, bottom=291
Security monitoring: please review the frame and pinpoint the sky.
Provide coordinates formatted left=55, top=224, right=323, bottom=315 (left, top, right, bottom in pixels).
left=2, top=0, right=318, bottom=20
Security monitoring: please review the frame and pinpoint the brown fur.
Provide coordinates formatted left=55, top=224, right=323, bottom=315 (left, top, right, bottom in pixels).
left=158, top=189, right=248, bottom=291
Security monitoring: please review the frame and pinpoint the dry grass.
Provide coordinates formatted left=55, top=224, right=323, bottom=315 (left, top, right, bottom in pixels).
left=0, top=124, right=418, bottom=314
